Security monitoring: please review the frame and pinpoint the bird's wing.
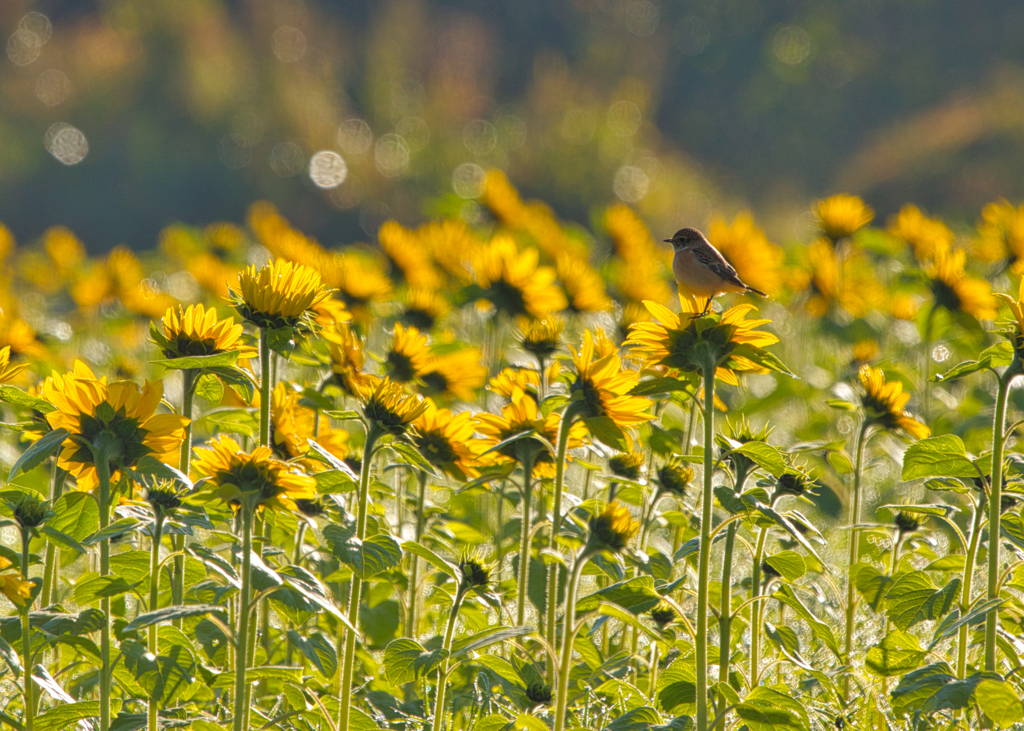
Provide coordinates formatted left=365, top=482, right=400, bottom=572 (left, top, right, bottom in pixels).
left=693, top=244, right=746, bottom=287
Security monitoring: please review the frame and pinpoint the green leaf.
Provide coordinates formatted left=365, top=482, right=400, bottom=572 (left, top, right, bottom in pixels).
left=901, top=435, right=977, bottom=481
left=402, top=541, right=460, bottom=580
left=329, top=531, right=403, bottom=580
left=306, top=439, right=359, bottom=481
left=975, top=679, right=1024, bottom=728
left=74, top=574, right=138, bottom=606
left=864, top=630, right=928, bottom=677
left=765, top=551, right=805, bottom=581
left=753, top=504, right=825, bottom=567
left=928, top=598, right=1004, bottom=649
left=826, top=450, right=853, bottom=475
left=390, top=441, right=438, bottom=476
left=731, top=442, right=788, bottom=477
left=288, top=631, right=338, bottom=677
left=934, top=342, right=1013, bottom=383
left=729, top=343, right=797, bottom=378
left=267, top=326, right=296, bottom=356
left=200, top=408, right=259, bottom=438
left=0, top=634, right=20, bottom=677
left=108, top=550, right=152, bottom=585
left=885, top=572, right=960, bottom=631
left=323, top=409, right=363, bottom=422
left=210, top=665, right=302, bottom=689
left=129, top=455, right=192, bottom=488
left=583, top=416, right=630, bottom=451
left=628, top=376, right=695, bottom=397
left=207, top=365, right=258, bottom=403
left=453, top=626, right=535, bottom=657
left=605, top=707, right=663, bottom=731
left=151, top=351, right=240, bottom=370
left=854, top=564, right=893, bottom=611
left=0, top=386, right=55, bottom=413
left=576, top=576, right=662, bottom=615
left=1001, top=513, right=1024, bottom=553
left=39, top=526, right=86, bottom=558
left=924, top=555, right=966, bottom=572
left=314, top=469, right=356, bottom=494
left=772, top=584, right=841, bottom=659
left=194, top=373, right=224, bottom=403
left=736, top=687, right=808, bottom=731
left=383, top=638, right=449, bottom=685
left=81, top=517, right=141, bottom=546
left=121, top=632, right=197, bottom=705
left=879, top=503, right=957, bottom=518
left=9, top=428, right=68, bottom=479
left=34, top=701, right=103, bottom=731
left=123, top=604, right=228, bottom=633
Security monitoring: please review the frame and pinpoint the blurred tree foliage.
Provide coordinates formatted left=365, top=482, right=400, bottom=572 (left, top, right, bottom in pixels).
left=2, top=0, right=1024, bottom=251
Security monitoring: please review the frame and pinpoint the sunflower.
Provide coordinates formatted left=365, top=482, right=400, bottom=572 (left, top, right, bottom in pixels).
left=325, top=324, right=371, bottom=398
left=383, top=323, right=432, bottom=384
left=475, top=391, right=585, bottom=477
left=800, top=239, right=887, bottom=318
left=604, top=205, right=675, bottom=317
left=400, top=288, right=451, bottom=331
left=488, top=367, right=540, bottom=401
left=419, top=219, right=480, bottom=283
left=566, top=330, right=652, bottom=430
left=270, top=382, right=349, bottom=466
left=656, top=458, right=694, bottom=497
left=187, top=252, right=239, bottom=299
left=0, top=345, right=29, bottom=384
left=556, top=254, right=613, bottom=313
left=360, top=377, right=429, bottom=437
left=995, top=278, right=1024, bottom=356
left=378, top=220, right=444, bottom=290
left=815, top=194, right=874, bottom=243
left=888, top=204, right=953, bottom=262
left=858, top=365, right=930, bottom=440
left=312, top=298, right=353, bottom=332
left=205, top=222, right=246, bottom=252
left=626, top=300, right=784, bottom=386
left=317, top=251, right=394, bottom=325
left=706, top=212, right=785, bottom=296
left=974, top=199, right=1024, bottom=272
left=191, top=435, right=316, bottom=513
left=43, top=362, right=189, bottom=492
left=231, top=259, right=331, bottom=332
left=21, top=226, right=86, bottom=294
left=0, top=556, right=32, bottom=607
left=0, top=222, right=13, bottom=261
left=480, top=170, right=587, bottom=260
left=0, top=309, right=47, bottom=361
left=471, top=236, right=567, bottom=318
left=585, top=501, right=640, bottom=555
left=153, top=303, right=256, bottom=360
left=410, top=399, right=484, bottom=480
left=107, top=246, right=176, bottom=318
left=420, top=348, right=488, bottom=402
left=608, top=451, right=644, bottom=480
left=925, top=244, right=998, bottom=321
left=519, top=317, right=564, bottom=360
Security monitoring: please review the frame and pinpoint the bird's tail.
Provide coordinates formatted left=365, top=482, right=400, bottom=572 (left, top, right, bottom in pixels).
left=745, top=285, right=768, bottom=297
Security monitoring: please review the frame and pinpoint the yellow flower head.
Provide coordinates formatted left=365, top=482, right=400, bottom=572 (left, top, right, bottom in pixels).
left=488, top=367, right=541, bottom=401
left=0, top=556, right=32, bottom=607
left=420, top=348, right=488, bottom=403
left=472, top=236, right=567, bottom=318
left=889, top=204, right=953, bottom=262
left=706, top=212, right=785, bottom=296
left=995, top=278, right=1024, bottom=356
left=519, top=316, right=565, bottom=360
left=232, top=259, right=331, bottom=331
left=154, top=304, right=256, bottom=360
left=270, top=382, right=348, bottom=466
left=974, top=199, right=1024, bottom=272
left=858, top=365, right=930, bottom=440
left=627, top=301, right=782, bottom=386
left=556, top=254, right=613, bottom=313
left=800, top=239, right=887, bottom=318
left=401, top=288, right=451, bottom=332
left=312, top=297, right=353, bottom=332
left=656, top=458, right=694, bottom=497
left=317, top=251, right=394, bottom=325
left=411, top=399, right=484, bottom=480
left=852, top=339, right=880, bottom=365
left=586, top=501, right=640, bottom=555
left=43, top=362, right=189, bottom=491
left=325, top=324, right=371, bottom=399
left=815, top=194, right=874, bottom=242
left=0, top=345, right=29, bottom=385
left=360, top=377, right=429, bottom=436
left=384, top=323, right=432, bottom=384
left=419, top=219, right=480, bottom=283
left=0, top=222, right=14, bottom=261
left=475, top=390, right=585, bottom=477
left=205, top=222, right=246, bottom=252
left=926, top=245, right=998, bottom=321
left=608, top=451, right=645, bottom=480
left=192, top=435, right=316, bottom=513
left=378, top=220, right=444, bottom=290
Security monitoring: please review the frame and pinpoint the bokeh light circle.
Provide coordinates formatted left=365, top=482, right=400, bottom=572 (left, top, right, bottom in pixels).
left=308, top=150, right=348, bottom=189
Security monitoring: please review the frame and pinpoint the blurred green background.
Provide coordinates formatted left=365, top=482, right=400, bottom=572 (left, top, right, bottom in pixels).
left=2, top=0, right=1024, bottom=252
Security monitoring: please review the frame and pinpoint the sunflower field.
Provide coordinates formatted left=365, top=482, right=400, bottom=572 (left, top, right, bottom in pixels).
left=1, top=170, right=1024, bottom=731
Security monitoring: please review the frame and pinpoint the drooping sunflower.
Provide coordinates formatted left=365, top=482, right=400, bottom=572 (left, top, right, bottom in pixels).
left=925, top=244, right=998, bottom=321
left=325, top=324, right=372, bottom=398
left=858, top=365, right=930, bottom=440
left=556, top=254, right=613, bottom=313
left=519, top=317, right=564, bottom=361
left=153, top=303, right=256, bottom=360
left=230, top=259, right=331, bottom=333
left=191, top=435, right=316, bottom=513
left=585, top=501, right=640, bottom=555
left=471, top=236, right=567, bottom=319
left=815, top=194, right=874, bottom=243
left=420, top=348, right=488, bottom=403
left=888, top=204, right=954, bottom=262
left=475, top=390, right=585, bottom=477
left=488, top=367, right=541, bottom=401
left=706, top=212, right=785, bottom=297
left=360, top=376, right=429, bottom=437
left=383, top=323, right=432, bottom=384
left=410, top=399, right=484, bottom=480
left=626, top=300, right=787, bottom=385
left=312, top=298, right=353, bottom=332
left=566, top=329, right=652, bottom=430
left=0, top=309, right=47, bottom=361
left=0, top=556, right=32, bottom=606
left=994, top=278, right=1024, bottom=357
left=608, top=451, right=645, bottom=480
left=43, top=362, right=189, bottom=491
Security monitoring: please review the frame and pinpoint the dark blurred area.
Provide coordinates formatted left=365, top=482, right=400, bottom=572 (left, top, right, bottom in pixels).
left=2, top=0, right=1023, bottom=252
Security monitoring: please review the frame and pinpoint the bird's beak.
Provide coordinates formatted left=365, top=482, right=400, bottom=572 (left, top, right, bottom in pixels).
left=663, top=239, right=672, bottom=243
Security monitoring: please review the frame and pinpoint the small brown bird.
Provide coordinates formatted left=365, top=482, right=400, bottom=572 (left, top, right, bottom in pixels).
left=665, top=227, right=766, bottom=315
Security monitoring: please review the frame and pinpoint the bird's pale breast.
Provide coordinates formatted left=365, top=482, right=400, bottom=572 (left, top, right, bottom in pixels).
left=672, top=249, right=744, bottom=297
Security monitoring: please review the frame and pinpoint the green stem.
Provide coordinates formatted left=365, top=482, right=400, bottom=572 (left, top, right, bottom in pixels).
left=97, top=457, right=112, bottom=731
left=148, top=512, right=165, bottom=731
left=430, top=589, right=466, bottom=731
left=21, top=527, right=34, bottom=731
left=922, top=305, right=936, bottom=423
left=695, top=360, right=715, bottom=731
left=260, top=328, right=271, bottom=448
left=338, top=429, right=381, bottom=731
left=957, top=497, right=985, bottom=678
left=843, top=420, right=870, bottom=703
left=716, top=522, right=738, bottom=729
left=546, top=410, right=576, bottom=662
left=648, top=641, right=660, bottom=704
left=986, top=367, right=1015, bottom=672
left=40, top=464, right=66, bottom=608
left=749, top=526, right=769, bottom=685
left=553, top=549, right=590, bottom=731
left=173, top=369, right=197, bottom=621
left=408, top=471, right=428, bottom=639
left=517, top=456, right=535, bottom=628
left=232, top=507, right=254, bottom=731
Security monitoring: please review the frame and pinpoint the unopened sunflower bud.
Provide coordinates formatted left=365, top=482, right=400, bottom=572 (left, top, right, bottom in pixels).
left=586, top=502, right=639, bottom=555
